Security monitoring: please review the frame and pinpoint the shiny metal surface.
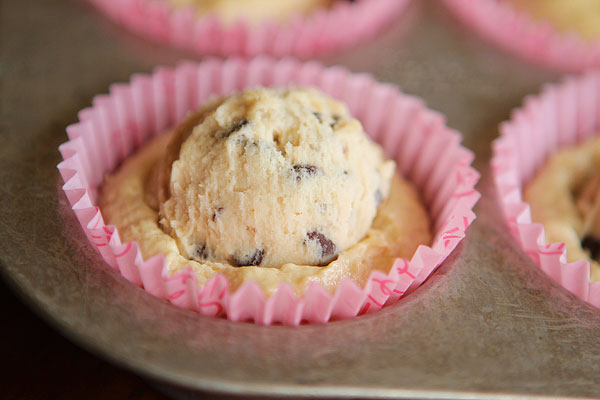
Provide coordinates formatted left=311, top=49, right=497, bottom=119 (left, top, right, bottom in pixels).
left=1, top=0, right=600, bottom=399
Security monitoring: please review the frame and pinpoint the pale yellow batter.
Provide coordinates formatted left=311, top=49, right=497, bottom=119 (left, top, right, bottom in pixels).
left=168, top=0, right=334, bottom=26
left=100, top=88, right=431, bottom=296
left=524, top=137, right=600, bottom=281
left=509, top=0, right=600, bottom=42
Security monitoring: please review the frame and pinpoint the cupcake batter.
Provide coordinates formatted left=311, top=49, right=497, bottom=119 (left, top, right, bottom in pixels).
left=509, top=0, right=600, bottom=42
left=100, top=88, right=431, bottom=296
left=168, top=0, right=334, bottom=25
left=524, top=136, right=600, bottom=281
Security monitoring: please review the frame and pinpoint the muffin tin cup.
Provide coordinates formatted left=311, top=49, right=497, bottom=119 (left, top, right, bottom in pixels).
left=492, top=70, right=600, bottom=308
left=442, top=0, right=600, bottom=72
left=58, top=57, right=479, bottom=325
left=88, top=0, right=409, bottom=58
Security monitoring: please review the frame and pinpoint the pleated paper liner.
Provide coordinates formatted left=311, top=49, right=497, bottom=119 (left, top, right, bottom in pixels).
left=58, top=57, right=480, bottom=325
left=492, top=70, right=600, bottom=308
left=443, top=0, right=600, bottom=72
left=89, top=0, right=410, bottom=58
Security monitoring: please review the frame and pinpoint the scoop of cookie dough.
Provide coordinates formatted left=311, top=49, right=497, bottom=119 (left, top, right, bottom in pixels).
left=169, top=0, right=334, bottom=25
left=158, top=87, right=395, bottom=268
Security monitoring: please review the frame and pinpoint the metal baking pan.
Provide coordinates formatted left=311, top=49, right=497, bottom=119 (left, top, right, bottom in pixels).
left=1, top=0, right=599, bottom=398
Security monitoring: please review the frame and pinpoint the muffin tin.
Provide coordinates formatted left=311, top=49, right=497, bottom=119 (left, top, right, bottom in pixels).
left=1, top=0, right=600, bottom=399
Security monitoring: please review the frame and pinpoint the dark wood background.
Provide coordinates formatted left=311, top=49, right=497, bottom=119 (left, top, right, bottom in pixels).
left=1, top=278, right=168, bottom=400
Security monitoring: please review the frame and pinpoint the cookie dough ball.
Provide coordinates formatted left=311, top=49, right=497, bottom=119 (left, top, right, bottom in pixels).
left=158, top=87, right=395, bottom=268
left=169, top=0, right=334, bottom=25
left=509, top=0, right=600, bottom=41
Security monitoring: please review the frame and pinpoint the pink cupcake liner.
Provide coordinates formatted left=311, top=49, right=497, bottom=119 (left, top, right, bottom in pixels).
left=492, top=70, right=600, bottom=308
left=442, top=0, right=600, bottom=72
left=88, top=0, right=410, bottom=58
left=57, top=57, right=480, bottom=325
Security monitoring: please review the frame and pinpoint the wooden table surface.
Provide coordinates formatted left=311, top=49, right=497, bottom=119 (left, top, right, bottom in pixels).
left=1, top=278, right=168, bottom=400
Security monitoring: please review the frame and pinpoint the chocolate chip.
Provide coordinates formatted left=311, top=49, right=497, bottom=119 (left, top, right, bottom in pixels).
left=217, top=118, right=249, bottom=139
left=193, top=244, right=209, bottom=260
left=306, top=231, right=336, bottom=259
left=229, top=118, right=249, bottom=134
left=235, top=135, right=248, bottom=146
left=582, top=235, right=600, bottom=260
left=212, top=207, right=224, bottom=222
left=292, top=165, right=321, bottom=182
left=330, top=115, right=340, bottom=129
left=234, top=248, right=265, bottom=267
left=313, top=112, right=323, bottom=123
